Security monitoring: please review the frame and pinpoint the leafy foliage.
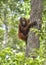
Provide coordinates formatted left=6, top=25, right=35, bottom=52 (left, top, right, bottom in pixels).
left=0, top=47, right=45, bottom=65
left=0, top=0, right=46, bottom=64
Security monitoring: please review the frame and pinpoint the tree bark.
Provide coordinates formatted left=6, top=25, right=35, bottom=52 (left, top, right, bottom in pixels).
left=25, top=0, right=43, bottom=58
left=2, top=12, right=8, bottom=49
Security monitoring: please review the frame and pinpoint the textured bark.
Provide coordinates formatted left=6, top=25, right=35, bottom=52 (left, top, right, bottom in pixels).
left=25, top=0, right=43, bottom=58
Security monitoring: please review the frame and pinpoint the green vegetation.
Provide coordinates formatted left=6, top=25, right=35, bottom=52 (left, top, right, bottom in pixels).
left=0, top=47, right=45, bottom=65
left=0, top=0, right=46, bottom=65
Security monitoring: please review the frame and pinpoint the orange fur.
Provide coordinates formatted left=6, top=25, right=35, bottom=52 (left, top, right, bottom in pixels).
left=18, top=17, right=37, bottom=42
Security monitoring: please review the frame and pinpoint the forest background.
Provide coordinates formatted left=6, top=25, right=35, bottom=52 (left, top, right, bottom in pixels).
left=0, top=0, right=46, bottom=65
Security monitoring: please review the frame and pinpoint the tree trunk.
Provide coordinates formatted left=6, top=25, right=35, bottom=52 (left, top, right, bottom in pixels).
left=25, top=0, right=43, bottom=58
left=2, top=12, right=8, bottom=49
